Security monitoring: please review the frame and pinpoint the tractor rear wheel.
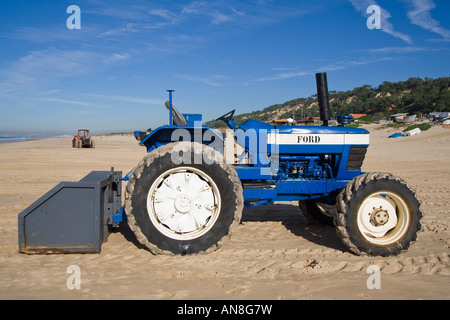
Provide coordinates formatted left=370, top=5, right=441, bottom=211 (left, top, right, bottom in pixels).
left=72, top=138, right=80, bottom=148
left=335, top=172, right=422, bottom=256
left=125, top=142, right=243, bottom=255
left=73, top=138, right=82, bottom=148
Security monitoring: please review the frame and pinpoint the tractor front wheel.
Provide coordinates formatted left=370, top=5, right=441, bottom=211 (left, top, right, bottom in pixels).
left=125, top=142, right=243, bottom=255
left=335, top=172, right=422, bottom=256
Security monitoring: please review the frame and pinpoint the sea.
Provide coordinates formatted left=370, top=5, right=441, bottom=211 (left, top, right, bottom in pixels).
left=0, top=133, right=70, bottom=143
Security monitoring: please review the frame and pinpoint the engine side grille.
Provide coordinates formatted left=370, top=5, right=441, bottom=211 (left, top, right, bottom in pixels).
left=346, top=146, right=367, bottom=171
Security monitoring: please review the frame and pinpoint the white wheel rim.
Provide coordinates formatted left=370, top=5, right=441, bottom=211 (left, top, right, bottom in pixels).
left=357, top=191, right=410, bottom=245
left=147, top=167, right=221, bottom=241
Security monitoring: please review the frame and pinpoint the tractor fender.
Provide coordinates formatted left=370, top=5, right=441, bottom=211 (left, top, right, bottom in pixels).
left=140, top=126, right=224, bottom=153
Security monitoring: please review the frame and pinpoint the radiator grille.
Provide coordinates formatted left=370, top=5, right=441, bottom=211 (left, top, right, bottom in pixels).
left=346, top=146, right=367, bottom=171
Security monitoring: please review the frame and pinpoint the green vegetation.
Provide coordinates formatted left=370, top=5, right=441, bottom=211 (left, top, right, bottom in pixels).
left=205, top=77, right=450, bottom=128
left=403, top=123, right=432, bottom=132
left=376, top=122, right=432, bottom=132
left=330, top=77, right=450, bottom=117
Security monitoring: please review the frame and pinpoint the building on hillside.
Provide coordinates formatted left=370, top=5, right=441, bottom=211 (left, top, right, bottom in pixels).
left=273, top=117, right=319, bottom=126
left=349, top=114, right=367, bottom=122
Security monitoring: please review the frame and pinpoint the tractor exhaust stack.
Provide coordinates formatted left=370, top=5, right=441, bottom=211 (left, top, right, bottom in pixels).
left=316, top=72, right=332, bottom=126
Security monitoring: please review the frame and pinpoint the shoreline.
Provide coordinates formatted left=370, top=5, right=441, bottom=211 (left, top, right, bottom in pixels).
left=0, top=132, right=134, bottom=144
left=0, top=138, right=41, bottom=144
left=0, top=121, right=444, bottom=144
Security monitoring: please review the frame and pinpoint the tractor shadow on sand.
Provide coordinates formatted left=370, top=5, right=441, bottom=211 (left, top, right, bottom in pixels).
left=241, top=202, right=348, bottom=253
left=114, top=202, right=349, bottom=254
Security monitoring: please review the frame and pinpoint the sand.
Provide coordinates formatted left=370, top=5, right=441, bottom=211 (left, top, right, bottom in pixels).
left=0, top=124, right=449, bottom=300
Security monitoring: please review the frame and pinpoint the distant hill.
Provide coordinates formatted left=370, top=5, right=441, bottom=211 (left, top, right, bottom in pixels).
left=205, top=77, right=450, bottom=128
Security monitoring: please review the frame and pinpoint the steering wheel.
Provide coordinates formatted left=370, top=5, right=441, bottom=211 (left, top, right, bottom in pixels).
left=216, top=109, right=235, bottom=123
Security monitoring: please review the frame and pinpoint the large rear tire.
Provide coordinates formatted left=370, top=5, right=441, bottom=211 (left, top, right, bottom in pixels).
left=335, top=172, right=422, bottom=256
left=125, top=142, right=243, bottom=255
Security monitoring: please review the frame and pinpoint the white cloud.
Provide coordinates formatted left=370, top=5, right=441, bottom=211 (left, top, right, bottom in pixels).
left=361, top=46, right=426, bottom=53
left=98, top=22, right=141, bottom=37
left=16, top=48, right=97, bottom=74
left=211, top=11, right=234, bottom=25
left=317, top=57, right=393, bottom=72
left=103, top=53, right=132, bottom=64
left=256, top=57, right=392, bottom=82
left=231, top=7, right=245, bottom=17
left=147, top=8, right=181, bottom=28
left=36, top=98, right=95, bottom=107
left=0, top=46, right=137, bottom=98
left=181, top=1, right=208, bottom=15
left=402, top=0, right=450, bottom=39
left=0, top=48, right=99, bottom=96
left=349, top=0, right=413, bottom=44
left=256, top=70, right=308, bottom=82
left=149, top=9, right=175, bottom=20
left=175, top=74, right=222, bottom=87
left=181, top=1, right=246, bottom=25
left=85, top=93, right=165, bottom=105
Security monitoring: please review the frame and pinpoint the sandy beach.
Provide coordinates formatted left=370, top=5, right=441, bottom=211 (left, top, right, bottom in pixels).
left=0, top=124, right=449, bottom=300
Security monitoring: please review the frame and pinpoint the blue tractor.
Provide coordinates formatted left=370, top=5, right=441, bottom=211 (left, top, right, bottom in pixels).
left=124, top=73, right=422, bottom=257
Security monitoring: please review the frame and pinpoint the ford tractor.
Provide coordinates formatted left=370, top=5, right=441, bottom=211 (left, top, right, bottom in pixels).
left=125, top=73, right=422, bottom=257
left=18, top=73, right=422, bottom=257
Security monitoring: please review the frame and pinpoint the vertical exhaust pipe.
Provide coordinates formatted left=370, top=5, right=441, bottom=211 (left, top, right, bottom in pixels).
left=316, top=72, right=331, bottom=126
left=167, top=89, right=175, bottom=126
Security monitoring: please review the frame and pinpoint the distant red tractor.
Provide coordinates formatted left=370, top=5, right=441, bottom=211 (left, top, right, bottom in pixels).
left=72, top=129, right=95, bottom=148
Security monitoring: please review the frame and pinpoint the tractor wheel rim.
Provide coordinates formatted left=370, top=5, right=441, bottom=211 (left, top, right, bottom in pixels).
left=147, top=167, right=221, bottom=241
left=357, top=191, right=410, bottom=245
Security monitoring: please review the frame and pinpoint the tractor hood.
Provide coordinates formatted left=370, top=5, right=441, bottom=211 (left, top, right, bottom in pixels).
left=238, top=119, right=369, bottom=155
left=241, top=119, right=369, bottom=135
left=277, top=125, right=369, bottom=135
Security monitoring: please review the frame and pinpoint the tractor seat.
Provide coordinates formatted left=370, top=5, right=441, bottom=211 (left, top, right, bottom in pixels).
left=165, top=101, right=188, bottom=126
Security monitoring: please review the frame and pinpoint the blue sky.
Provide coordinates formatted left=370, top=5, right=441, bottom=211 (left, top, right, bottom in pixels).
left=0, top=0, right=449, bottom=135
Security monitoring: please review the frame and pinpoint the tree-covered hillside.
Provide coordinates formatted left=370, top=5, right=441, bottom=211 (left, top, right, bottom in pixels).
left=205, top=77, right=450, bottom=127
